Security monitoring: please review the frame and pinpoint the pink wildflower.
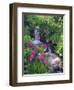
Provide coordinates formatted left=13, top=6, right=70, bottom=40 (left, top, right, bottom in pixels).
left=42, top=52, right=45, bottom=56
left=32, top=49, right=37, bottom=56
left=29, top=54, right=34, bottom=61
left=38, top=55, right=42, bottom=61
left=38, top=53, right=45, bottom=61
left=28, top=42, right=33, bottom=48
left=29, top=49, right=37, bottom=62
left=43, top=60, right=48, bottom=65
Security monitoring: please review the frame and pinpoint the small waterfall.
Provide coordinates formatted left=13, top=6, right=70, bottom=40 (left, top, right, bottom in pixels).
left=32, top=26, right=42, bottom=45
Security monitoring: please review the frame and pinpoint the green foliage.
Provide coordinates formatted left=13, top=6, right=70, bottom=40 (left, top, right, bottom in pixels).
left=27, top=59, right=48, bottom=74
left=24, top=48, right=32, bottom=57
left=56, top=34, right=63, bottom=56
left=24, top=35, right=31, bottom=42
left=24, top=35, right=31, bottom=47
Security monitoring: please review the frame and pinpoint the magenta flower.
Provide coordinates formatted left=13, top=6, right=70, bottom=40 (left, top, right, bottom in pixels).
left=43, top=60, right=48, bottom=65
left=29, top=54, right=34, bottom=61
left=38, top=55, right=42, bottom=61
left=28, top=42, right=33, bottom=48
left=42, top=53, right=45, bottom=56
left=32, top=49, right=37, bottom=56
left=38, top=53, right=45, bottom=61
left=29, top=49, right=37, bottom=62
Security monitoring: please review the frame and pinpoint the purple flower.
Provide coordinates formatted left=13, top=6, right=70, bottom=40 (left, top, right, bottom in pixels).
left=28, top=41, right=33, bottom=48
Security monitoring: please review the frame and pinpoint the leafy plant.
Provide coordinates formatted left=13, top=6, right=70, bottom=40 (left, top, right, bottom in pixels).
left=24, top=35, right=31, bottom=47
left=27, top=59, right=48, bottom=74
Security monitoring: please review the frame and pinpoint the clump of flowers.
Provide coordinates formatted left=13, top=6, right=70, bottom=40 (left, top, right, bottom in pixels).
left=38, top=53, right=48, bottom=65
left=43, top=59, right=48, bottom=65
left=24, top=38, right=48, bottom=73
left=29, top=49, right=37, bottom=61
left=27, top=42, right=48, bottom=65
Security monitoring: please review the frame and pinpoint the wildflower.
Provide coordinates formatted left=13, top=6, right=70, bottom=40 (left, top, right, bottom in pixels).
left=38, top=53, right=45, bottom=61
left=43, top=60, right=48, bottom=65
left=28, top=41, right=33, bottom=48
left=29, top=54, right=34, bottom=61
left=29, top=49, right=37, bottom=62
left=38, top=55, right=42, bottom=61
left=32, top=49, right=37, bottom=56
left=41, top=52, right=45, bottom=57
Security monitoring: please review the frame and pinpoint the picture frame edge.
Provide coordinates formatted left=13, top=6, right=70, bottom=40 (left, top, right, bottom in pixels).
left=9, top=3, right=72, bottom=86
left=9, top=3, right=17, bottom=86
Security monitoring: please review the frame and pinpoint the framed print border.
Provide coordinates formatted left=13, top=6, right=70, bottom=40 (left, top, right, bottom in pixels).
left=9, top=3, right=72, bottom=86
